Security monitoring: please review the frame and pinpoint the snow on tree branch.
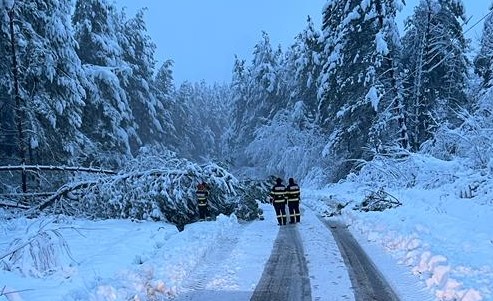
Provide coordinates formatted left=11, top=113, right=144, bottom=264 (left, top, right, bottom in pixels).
left=25, top=150, right=257, bottom=229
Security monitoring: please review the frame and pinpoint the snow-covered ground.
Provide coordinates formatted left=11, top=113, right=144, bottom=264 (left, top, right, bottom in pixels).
left=1, top=155, right=492, bottom=301
left=0, top=202, right=354, bottom=301
left=305, top=154, right=493, bottom=301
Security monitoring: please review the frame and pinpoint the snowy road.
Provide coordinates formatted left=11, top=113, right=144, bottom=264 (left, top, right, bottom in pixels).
left=250, top=224, right=312, bottom=301
left=173, top=204, right=400, bottom=301
left=1, top=201, right=431, bottom=300
left=326, top=220, right=400, bottom=301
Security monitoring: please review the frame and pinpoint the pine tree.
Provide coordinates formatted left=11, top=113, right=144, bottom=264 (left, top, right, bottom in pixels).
left=230, top=32, right=284, bottom=169
left=368, top=0, right=410, bottom=152
left=318, top=0, right=405, bottom=180
left=227, top=56, right=251, bottom=166
left=0, top=2, right=18, bottom=165
left=73, top=0, right=135, bottom=164
left=118, top=9, right=164, bottom=152
left=1, top=0, right=87, bottom=166
left=284, top=16, right=323, bottom=129
left=465, top=2, right=493, bottom=167
left=474, top=3, right=493, bottom=88
left=402, top=0, right=469, bottom=151
left=239, top=16, right=328, bottom=180
left=152, top=59, right=178, bottom=151
left=248, top=31, right=283, bottom=121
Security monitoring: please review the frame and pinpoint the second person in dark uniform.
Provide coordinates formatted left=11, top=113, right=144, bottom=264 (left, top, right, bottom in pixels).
left=286, top=177, right=301, bottom=223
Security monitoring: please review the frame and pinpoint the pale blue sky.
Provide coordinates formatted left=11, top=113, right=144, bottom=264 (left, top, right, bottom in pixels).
left=115, top=0, right=326, bottom=84
left=115, top=1, right=490, bottom=84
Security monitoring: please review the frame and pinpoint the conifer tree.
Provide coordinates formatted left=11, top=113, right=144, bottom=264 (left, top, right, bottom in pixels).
left=402, top=0, right=469, bottom=151
left=230, top=32, right=285, bottom=169
left=318, top=0, right=405, bottom=180
left=284, top=16, right=323, bottom=128
left=248, top=32, right=283, bottom=123
left=464, top=2, right=493, bottom=167
left=240, top=16, right=329, bottom=180
left=73, top=0, right=135, bottom=164
left=1, top=0, right=87, bottom=166
left=474, top=3, right=493, bottom=88
left=118, top=9, right=164, bottom=152
left=0, top=2, right=18, bottom=164
left=153, top=59, right=178, bottom=151
left=227, top=56, right=251, bottom=166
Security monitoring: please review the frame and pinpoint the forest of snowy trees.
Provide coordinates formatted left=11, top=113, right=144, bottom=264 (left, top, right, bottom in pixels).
left=1, top=0, right=493, bottom=210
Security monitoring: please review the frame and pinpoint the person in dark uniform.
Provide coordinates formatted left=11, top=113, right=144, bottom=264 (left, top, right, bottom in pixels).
left=269, top=177, right=287, bottom=225
left=196, top=182, right=209, bottom=221
left=286, top=177, right=301, bottom=223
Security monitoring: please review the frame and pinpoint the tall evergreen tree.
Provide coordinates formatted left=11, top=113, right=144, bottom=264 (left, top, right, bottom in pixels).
left=368, top=0, right=409, bottom=152
left=230, top=32, right=285, bottom=170
left=284, top=16, right=323, bottom=128
left=240, top=16, right=329, bottom=180
left=1, top=0, right=87, bottom=165
left=247, top=32, right=283, bottom=124
left=152, top=59, right=178, bottom=151
left=318, top=0, right=405, bottom=180
left=118, top=9, right=164, bottom=152
left=227, top=56, right=251, bottom=166
left=73, top=0, right=135, bottom=164
left=474, top=3, right=493, bottom=88
left=0, top=1, right=17, bottom=164
left=402, top=0, right=469, bottom=151
left=464, top=2, right=493, bottom=167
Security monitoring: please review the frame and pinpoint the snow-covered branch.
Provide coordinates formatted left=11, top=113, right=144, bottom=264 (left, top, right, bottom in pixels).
left=16, top=151, right=261, bottom=228
left=0, top=164, right=116, bottom=174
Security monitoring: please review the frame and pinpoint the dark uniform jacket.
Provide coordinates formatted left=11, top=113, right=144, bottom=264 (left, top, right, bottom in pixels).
left=196, top=188, right=208, bottom=206
left=286, top=183, right=300, bottom=203
left=270, top=183, right=286, bottom=204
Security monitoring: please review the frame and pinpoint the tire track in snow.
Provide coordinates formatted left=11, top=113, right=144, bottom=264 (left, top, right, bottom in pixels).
left=250, top=225, right=312, bottom=301
left=177, top=224, right=241, bottom=294
left=325, top=220, right=400, bottom=301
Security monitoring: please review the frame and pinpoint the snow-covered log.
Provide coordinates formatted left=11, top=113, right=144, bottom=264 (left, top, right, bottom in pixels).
left=0, top=165, right=116, bottom=174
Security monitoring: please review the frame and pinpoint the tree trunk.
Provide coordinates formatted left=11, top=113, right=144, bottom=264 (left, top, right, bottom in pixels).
left=8, top=7, right=27, bottom=193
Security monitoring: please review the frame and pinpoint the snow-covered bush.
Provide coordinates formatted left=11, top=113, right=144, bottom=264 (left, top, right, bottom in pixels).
left=420, top=112, right=493, bottom=170
left=349, top=148, right=493, bottom=204
left=355, top=150, right=462, bottom=189
left=232, top=176, right=274, bottom=221
left=0, top=218, right=74, bottom=278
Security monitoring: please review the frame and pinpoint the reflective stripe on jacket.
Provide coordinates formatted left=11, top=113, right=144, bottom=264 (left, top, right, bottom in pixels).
left=270, top=184, right=286, bottom=203
left=286, top=184, right=300, bottom=202
left=196, top=189, right=208, bottom=206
